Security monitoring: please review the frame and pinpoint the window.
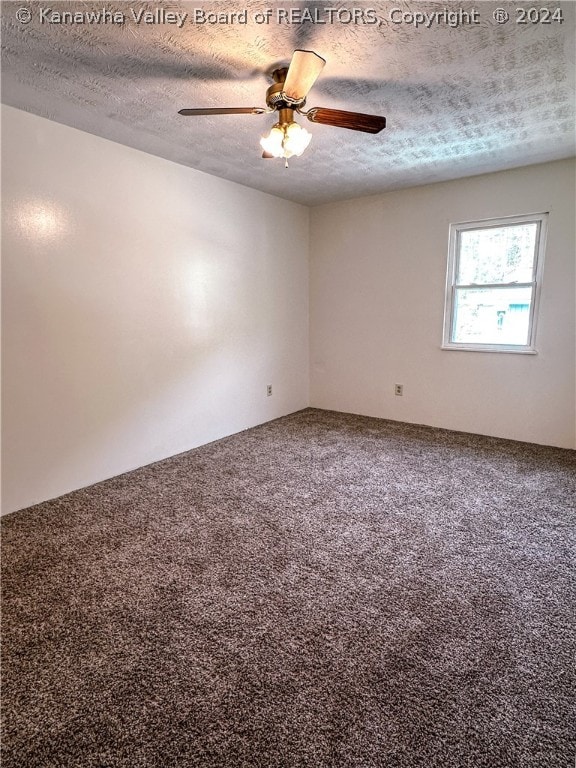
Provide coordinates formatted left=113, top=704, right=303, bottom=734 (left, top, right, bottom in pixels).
left=443, top=213, right=548, bottom=353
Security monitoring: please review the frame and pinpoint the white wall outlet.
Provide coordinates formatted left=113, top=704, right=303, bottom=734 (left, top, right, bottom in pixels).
left=267, top=385, right=273, bottom=396
left=394, top=384, right=404, bottom=396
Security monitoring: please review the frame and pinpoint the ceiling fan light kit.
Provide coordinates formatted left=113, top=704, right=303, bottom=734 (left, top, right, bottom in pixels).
left=260, top=116, right=312, bottom=161
left=178, top=50, right=386, bottom=165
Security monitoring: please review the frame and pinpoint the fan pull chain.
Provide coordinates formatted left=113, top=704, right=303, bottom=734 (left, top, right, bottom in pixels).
left=284, top=159, right=289, bottom=169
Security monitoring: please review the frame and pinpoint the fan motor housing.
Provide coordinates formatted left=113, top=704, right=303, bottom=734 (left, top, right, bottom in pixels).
left=266, top=71, right=305, bottom=111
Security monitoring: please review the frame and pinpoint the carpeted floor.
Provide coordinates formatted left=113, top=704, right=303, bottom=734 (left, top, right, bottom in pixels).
left=2, top=408, right=575, bottom=768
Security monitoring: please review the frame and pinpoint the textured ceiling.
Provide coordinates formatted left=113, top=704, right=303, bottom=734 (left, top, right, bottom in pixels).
left=2, top=1, right=575, bottom=205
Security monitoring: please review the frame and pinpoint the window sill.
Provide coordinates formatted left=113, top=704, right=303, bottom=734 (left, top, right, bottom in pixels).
left=441, top=344, right=538, bottom=355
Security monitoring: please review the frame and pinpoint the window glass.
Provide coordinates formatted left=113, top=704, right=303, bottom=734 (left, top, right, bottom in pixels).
left=457, top=223, right=538, bottom=285
left=452, top=286, right=533, bottom=345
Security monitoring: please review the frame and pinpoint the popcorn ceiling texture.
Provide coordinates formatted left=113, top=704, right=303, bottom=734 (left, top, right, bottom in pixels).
left=1, top=1, right=575, bottom=204
left=2, top=408, right=575, bottom=767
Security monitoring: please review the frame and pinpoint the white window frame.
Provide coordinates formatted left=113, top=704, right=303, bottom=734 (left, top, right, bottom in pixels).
left=442, top=212, right=548, bottom=354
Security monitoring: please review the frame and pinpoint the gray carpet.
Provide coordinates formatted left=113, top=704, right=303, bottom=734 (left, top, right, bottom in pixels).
left=2, top=408, right=575, bottom=767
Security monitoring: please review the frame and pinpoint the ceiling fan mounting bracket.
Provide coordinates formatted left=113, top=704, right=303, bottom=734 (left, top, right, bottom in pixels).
left=271, top=67, right=289, bottom=83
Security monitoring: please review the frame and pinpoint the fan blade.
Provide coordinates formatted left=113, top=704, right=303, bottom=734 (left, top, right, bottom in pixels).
left=178, top=107, right=267, bottom=116
left=305, top=107, right=386, bottom=134
left=262, top=151, right=275, bottom=159
left=283, top=50, right=326, bottom=102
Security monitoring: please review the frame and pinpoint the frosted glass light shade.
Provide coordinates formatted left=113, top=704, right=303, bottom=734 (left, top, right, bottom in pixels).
left=260, top=121, right=312, bottom=159
left=284, top=123, right=312, bottom=156
left=260, top=126, right=285, bottom=157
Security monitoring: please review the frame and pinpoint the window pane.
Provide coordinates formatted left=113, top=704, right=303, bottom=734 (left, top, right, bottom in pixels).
left=452, top=286, right=533, bottom=345
left=457, top=223, right=538, bottom=285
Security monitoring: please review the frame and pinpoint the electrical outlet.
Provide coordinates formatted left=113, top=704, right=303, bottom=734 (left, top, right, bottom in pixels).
left=394, top=384, right=404, bottom=396
left=267, top=385, right=273, bottom=397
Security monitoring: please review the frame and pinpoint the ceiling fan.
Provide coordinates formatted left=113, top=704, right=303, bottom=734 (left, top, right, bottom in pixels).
left=178, top=50, right=386, bottom=165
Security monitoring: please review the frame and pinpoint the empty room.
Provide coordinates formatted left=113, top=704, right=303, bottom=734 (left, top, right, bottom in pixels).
left=1, top=1, right=575, bottom=766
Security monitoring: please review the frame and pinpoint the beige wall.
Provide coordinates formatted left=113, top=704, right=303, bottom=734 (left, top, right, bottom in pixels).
left=3, top=106, right=574, bottom=515
left=310, top=159, right=576, bottom=449
left=2, top=106, right=309, bottom=514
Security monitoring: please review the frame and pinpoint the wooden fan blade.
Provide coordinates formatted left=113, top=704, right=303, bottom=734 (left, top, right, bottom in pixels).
left=178, top=107, right=267, bottom=116
left=262, top=151, right=275, bottom=158
left=283, top=50, right=326, bottom=102
left=306, top=107, right=386, bottom=134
